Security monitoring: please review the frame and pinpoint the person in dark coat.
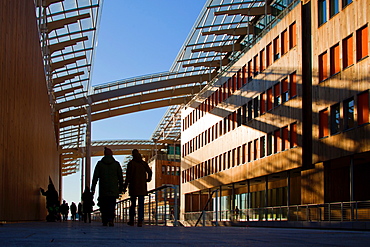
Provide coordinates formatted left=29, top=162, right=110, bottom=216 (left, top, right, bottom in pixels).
left=82, top=186, right=95, bottom=223
left=78, top=202, right=83, bottom=221
left=70, top=202, right=77, bottom=221
left=60, top=200, right=69, bottom=221
left=40, top=177, right=60, bottom=222
left=91, top=147, right=124, bottom=226
left=123, top=149, right=152, bottom=227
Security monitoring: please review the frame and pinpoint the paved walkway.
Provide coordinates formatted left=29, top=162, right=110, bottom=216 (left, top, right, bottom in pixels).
left=1, top=221, right=370, bottom=246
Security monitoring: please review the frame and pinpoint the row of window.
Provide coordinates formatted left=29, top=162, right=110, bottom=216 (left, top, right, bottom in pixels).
left=319, top=90, right=369, bottom=138
left=161, top=165, right=180, bottom=176
left=318, top=0, right=353, bottom=26
left=319, top=24, right=368, bottom=82
left=183, top=21, right=297, bottom=131
left=182, top=71, right=297, bottom=157
left=182, top=122, right=298, bottom=183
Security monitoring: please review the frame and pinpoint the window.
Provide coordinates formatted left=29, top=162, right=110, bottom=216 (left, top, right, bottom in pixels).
left=319, top=51, right=328, bottom=82
left=319, top=109, right=329, bottom=138
left=274, top=83, right=281, bottom=107
left=260, top=92, right=266, bottom=114
left=237, top=108, right=242, bottom=127
left=242, top=104, right=247, bottom=124
left=253, top=139, right=259, bottom=160
left=290, top=123, right=298, bottom=148
left=330, top=43, right=340, bottom=76
left=281, top=29, right=288, bottom=55
left=273, top=36, right=280, bottom=60
left=267, top=88, right=273, bottom=111
left=282, top=126, right=289, bottom=151
left=274, top=129, right=281, bottom=153
left=289, top=22, right=297, bottom=49
left=162, top=165, right=166, bottom=174
left=248, top=60, right=252, bottom=81
left=237, top=147, right=241, bottom=166
left=358, top=91, right=369, bottom=125
left=267, top=133, right=273, bottom=155
left=248, top=101, right=253, bottom=121
left=330, top=103, right=341, bottom=135
left=266, top=43, right=272, bottom=67
left=242, top=65, right=247, bottom=85
left=290, top=72, right=297, bottom=98
left=253, top=97, right=259, bottom=118
left=260, top=136, right=265, bottom=158
left=260, top=49, right=265, bottom=71
left=282, top=78, right=289, bottom=103
left=242, top=144, right=247, bottom=164
left=343, top=97, right=354, bottom=130
left=237, top=70, right=242, bottom=89
left=329, top=0, right=339, bottom=18
left=247, top=142, right=252, bottom=162
left=342, top=0, right=352, bottom=8
left=318, top=0, right=327, bottom=26
left=342, top=35, right=353, bottom=69
left=253, top=54, right=259, bottom=76
left=356, top=25, right=368, bottom=61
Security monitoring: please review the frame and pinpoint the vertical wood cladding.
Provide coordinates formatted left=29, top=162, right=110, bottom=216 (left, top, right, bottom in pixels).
left=0, top=0, right=59, bottom=221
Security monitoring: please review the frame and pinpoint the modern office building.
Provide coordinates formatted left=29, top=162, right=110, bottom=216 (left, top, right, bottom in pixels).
left=1, top=0, right=369, bottom=225
left=180, top=0, right=370, bottom=223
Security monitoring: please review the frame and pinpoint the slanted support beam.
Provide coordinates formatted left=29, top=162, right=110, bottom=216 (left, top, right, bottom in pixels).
left=214, top=6, right=272, bottom=16
left=51, top=55, right=86, bottom=71
left=49, top=36, right=89, bottom=54
left=182, top=58, right=229, bottom=68
left=54, top=85, right=84, bottom=98
left=52, top=71, right=85, bottom=86
left=46, top=13, right=90, bottom=33
left=192, top=43, right=243, bottom=53
left=202, top=26, right=261, bottom=36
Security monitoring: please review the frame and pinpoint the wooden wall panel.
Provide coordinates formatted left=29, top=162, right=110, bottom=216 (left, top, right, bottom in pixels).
left=0, top=0, right=59, bottom=221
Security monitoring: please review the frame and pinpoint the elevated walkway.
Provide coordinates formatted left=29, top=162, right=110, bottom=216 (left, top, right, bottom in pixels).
left=1, top=221, right=370, bottom=246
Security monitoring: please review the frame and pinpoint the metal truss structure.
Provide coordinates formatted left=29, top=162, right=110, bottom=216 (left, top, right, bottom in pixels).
left=34, top=0, right=296, bottom=176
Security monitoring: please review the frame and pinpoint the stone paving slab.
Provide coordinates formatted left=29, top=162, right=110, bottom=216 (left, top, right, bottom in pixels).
left=1, top=221, right=370, bottom=246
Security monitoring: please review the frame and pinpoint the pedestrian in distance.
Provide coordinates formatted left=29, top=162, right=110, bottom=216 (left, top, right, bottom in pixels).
left=82, top=186, right=95, bottom=223
left=70, top=202, right=77, bottom=221
left=91, top=147, right=124, bottom=227
left=78, top=202, right=83, bottom=221
left=123, top=149, right=152, bottom=227
left=60, top=200, right=69, bottom=221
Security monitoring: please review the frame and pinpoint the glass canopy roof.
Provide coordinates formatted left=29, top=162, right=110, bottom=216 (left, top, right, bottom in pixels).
left=34, top=0, right=296, bottom=175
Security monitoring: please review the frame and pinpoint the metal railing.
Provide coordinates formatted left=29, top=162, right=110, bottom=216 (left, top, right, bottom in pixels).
left=184, top=200, right=370, bottom=226
left=92, top=184, right=180, bottom=226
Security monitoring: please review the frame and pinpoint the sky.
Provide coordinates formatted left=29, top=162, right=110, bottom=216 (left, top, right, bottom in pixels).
left=62, top=0, right=207, bottom=205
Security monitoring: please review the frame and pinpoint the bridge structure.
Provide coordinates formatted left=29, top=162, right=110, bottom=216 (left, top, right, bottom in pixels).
left=34, top=0, right=286, bottom=187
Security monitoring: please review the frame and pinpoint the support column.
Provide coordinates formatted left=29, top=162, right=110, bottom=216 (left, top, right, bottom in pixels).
left=265, top=176, right=268, bottom=220
left=85, top=97, right=92, bottom=188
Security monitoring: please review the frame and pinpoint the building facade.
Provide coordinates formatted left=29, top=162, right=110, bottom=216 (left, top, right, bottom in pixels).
left=180, top=0, right=369, bottom=222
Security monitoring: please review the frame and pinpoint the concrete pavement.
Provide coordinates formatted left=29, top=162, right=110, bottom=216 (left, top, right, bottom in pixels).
left=1, top=221, right=370, bottom=246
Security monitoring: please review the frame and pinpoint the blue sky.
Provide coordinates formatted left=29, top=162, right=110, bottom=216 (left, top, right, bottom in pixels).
left=62, top=0, right=207, bottom=205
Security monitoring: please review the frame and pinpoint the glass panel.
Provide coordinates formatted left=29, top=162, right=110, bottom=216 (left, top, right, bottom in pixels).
left=330, top=103, right=341, bottom=134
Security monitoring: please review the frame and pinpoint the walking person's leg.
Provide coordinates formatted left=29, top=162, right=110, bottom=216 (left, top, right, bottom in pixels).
left=128, top=196, right=137, bottom=226
left=107, top=197, right=116, bottom=226
left=137, top=196, right=144, bottom=227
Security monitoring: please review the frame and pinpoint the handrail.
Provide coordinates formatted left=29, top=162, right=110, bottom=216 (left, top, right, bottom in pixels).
left=92, top=184, right=180, bottom=226
left=185, top=200, right=370, bottom=225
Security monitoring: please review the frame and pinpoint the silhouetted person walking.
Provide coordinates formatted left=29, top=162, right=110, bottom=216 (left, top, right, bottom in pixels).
left=60, top=200, right=69, bottom=221
left=91, top=147, right=123, bottom=226
left=82, top=186, right=95, bottom=223
left=70, top=202, right=77, bottom=221
left=78, top=202, right=83, bottom=221
left=40, top=177, right=60, bottom=222
left=123, top=149, right=152, bottom=227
